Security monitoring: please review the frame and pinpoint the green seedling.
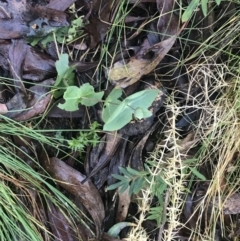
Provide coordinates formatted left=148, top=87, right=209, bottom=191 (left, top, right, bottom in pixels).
left=68, top=122, right=100, bottom=152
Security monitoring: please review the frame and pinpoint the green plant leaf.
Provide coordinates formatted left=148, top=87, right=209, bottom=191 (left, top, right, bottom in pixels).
left=58, top=83, right=104, bottom=111
left=189, top=167, right=206, bottom=181
left=103, top=89, right=159, bottom=131
left=27, top=36, right=43, bottom=46
left=148, top=206, right=164, bottom=226
left=79, top=88, right=104, bottom=107
left=55, top=54, right=70, bottom=79
left=201, top=0, right=208, bottom=16
left=119, top=182, right=130, bottom=193
left=106, top=181, right=127, bottom=191
left=53, top=54, right=76, bottom=98
left=119, top=167, right=134, bottom=178
left=135, top=108, right=152, bottom=119
left=103, top=102, right=132, bottom=131
left=215, top=0, right=221, bottom=5
left=107, top=222, right=135, bottom=238
left=182, top=0, right=200, bottom=22
left=102, top=88, right=122, bottom=122
left=67, top=16, right=84, bottom=42
left=111, top=174, right=128, bottom=182
left=58, top=86, right=82, bottom=111
left=125, top=89, right=159, bottom=109
left=133, top=176, right=146, bottom=194
left=129, top=180, right=135, bottom=195
left=126, top=167, right=142, bottom=176
left=41, top=26, right=69, bottom=48
left=53, top=68, right=75, bottom=98
left=134, top=108, right=144, bottom=119
left=183, top=158, right=198, bottom=164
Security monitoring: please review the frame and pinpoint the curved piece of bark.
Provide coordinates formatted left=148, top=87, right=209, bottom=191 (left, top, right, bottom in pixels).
left=47, top=0, right=76, bottom=11
left=157, top=0, right=179, bottom=39
left=42, top=157, right=105, bottom=238
left=0, top=19, right=29, bottom=39
left=11, top=79, right=54, bottom=121
left=23, top=46, right=56, bottom=81
left=47, top=200, right=78, bottom=241
left=8, top=39, right=28, bottom=94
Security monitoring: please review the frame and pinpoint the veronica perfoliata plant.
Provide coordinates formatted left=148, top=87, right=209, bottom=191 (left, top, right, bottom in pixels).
left=58, top=83, right=159, bottom=131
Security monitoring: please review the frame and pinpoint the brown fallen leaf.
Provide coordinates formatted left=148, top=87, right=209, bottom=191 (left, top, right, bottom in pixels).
left=14, top=93, right=52, bottom=121
left=106, top=32, right=181, bottom=88
left=130, top=123, right=157, bottom=171
left=0, top=2, right=69, bottom=39
left=0, top=40, right=56, bottom=81
left=209, top=193, right=240, bottom=215
left=8, top=39, right=28, bottom=95
left=70, top=61, right=98, bottom=72
left=47, top=200, right=78, bottom=241
left=0, top=18, right=29, bottom=39
left=12, top=79, right=54, bottom=121
left=23, top=46, right=56, bottom=82
left=0, top=0, right=26, bottom=19
left=42, top=157, right=105, bottom=238
left=116, top=187, right=131, bottom=223
left=157, top=0, right=179, bottom=39
left=83, top=132, right=122, bottom=185
left=0, top=0, right=28, bottom=41
left=25, top=5, right=69, bottom=27
left=85, top=0, right=118, bottom=48
left=47, top=0, right=76, bottom=11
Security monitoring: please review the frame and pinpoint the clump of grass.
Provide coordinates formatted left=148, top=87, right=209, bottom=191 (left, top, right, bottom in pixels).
left=0, top=117, right=92, bottom=240
left=190, top=73, right=240, bottom=240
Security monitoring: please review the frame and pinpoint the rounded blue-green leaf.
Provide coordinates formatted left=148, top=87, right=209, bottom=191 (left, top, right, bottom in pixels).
left=102, top=88, right=122, bottom=122
left=125, top=89, right=159, bottom=109
left=134, top=108, right=152, bottom=120
left=58, top=86, right=82, bottom=111
left=107, top=222, right=136, bottom=238
left=134, top=108, right=144, bottom=119
left=103, top=102, right=132, bottom=131
left=55, top=54, right=69, bottom=78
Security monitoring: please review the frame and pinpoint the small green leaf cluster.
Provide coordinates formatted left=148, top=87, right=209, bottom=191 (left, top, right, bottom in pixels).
left=107, top=167, right=148, bottom=194
left=147, top=175, right=167, bottom=226
left=66, top=17, right=84, bottom=42
left=68, top=121, right=100, bottom=152
left=28, top=16, right=85, bottom=47
left=107, top=164, right=168, bottom=226
left=182, top=158, right=207, bottom=181
left=182, top=0, right=222, bottom=22
left=106, top=159, right=206, bottom=227
left=58, top=85, right=159, bottom=131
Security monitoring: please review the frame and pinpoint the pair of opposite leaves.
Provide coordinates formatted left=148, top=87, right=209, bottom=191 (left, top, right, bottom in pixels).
left=58, top=84, right=159, bottom=131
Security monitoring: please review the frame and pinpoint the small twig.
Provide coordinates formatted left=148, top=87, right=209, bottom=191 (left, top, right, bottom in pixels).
left=158, top=189, right=170, bottom=241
